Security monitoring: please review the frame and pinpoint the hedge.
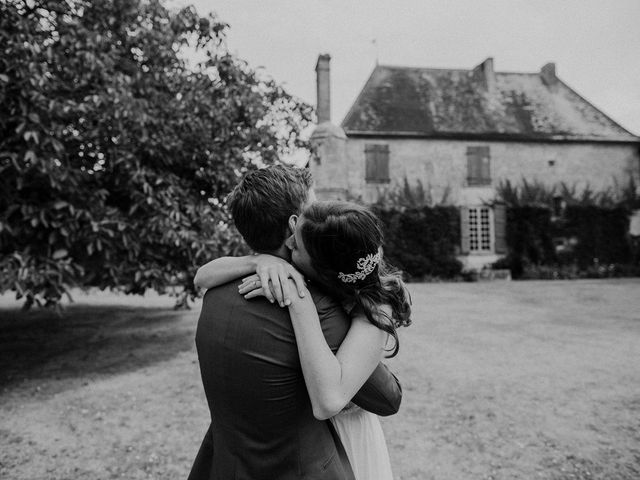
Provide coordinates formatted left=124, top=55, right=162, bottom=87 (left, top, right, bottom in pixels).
left=372, top=203, right=639, bottom=281
left=372, top=205, right=463, bottom=280
left=496, top=205, right=639, bottom=279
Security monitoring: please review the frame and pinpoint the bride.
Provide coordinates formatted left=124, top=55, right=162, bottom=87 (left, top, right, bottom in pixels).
left=196, top=201, right=411, bottom=480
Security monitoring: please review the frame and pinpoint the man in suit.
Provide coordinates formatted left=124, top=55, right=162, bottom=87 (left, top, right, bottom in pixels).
left=188, top=165, right=401, bottom=479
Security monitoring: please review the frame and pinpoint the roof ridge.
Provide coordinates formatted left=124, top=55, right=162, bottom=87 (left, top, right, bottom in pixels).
left=376, top=64, right=471, bottom=73
left=379, top=64, right=551, bottom=77
left=496, top=71, right=542, bottom=76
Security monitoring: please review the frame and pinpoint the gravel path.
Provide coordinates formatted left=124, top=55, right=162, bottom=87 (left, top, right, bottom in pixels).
left=1, top=280, right=639, bottom=479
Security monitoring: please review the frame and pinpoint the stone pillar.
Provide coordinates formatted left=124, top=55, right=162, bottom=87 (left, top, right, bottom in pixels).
left=310, top=123, right=348, bottom=200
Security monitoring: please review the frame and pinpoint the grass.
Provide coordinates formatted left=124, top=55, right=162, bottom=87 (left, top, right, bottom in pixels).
left=1, top=280, right=639, bottom=480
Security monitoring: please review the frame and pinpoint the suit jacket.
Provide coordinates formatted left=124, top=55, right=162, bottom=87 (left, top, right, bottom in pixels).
left=188, top=280, right=401, bottom=480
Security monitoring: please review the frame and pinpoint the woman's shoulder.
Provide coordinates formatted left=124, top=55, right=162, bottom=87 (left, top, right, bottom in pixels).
left=349, top=301, right=393, bottom=326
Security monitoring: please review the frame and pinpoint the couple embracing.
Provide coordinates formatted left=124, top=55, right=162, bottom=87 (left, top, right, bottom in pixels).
left=188, top=165, right=411, bottom=480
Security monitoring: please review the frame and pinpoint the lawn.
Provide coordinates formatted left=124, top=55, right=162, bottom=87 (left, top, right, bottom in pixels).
left=1, top=280, right=639, bottom=480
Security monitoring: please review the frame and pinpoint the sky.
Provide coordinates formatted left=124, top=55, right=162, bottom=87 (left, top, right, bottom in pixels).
left=175, top=0, right=640, bottom=136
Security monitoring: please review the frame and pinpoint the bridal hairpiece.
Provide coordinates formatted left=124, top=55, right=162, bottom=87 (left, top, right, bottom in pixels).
left=338, top=252, right=381, bottom=283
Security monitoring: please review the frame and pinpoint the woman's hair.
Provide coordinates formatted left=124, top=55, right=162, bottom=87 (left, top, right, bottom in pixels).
left=299, top=201, right=411, bottom=357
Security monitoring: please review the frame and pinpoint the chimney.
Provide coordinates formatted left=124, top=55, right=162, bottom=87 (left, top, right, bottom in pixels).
left=315, top=54, right=331, bottom=124
left=540, top=62, right=557, bottom=86
left=473, top=57, right=496, bottom=93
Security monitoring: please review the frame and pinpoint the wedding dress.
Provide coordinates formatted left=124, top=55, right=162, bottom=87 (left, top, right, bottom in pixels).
left=330, top=403, right=394, bottom=480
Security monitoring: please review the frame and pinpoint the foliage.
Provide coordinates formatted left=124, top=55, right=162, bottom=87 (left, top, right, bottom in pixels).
left=0, top=0, right=314, bottom=309
left=494, top=178, right=557, bottom=208
left=372, top=205, right=462, bottom=280
left=514, top=262, right=640, bottom=280
left=496, top=177, right=639, bottom=209
left=494, top=207, right=556, bottom=278
left=561, top=206, right=632, bottom=266
left=373, top=177, right=452, bottom=208
left=493, top=177, right=640, bottom=279
left=495, top=205, right=637, bottom=279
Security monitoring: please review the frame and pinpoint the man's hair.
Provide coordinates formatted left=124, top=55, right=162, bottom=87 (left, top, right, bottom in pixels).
left=227, top=165, right=313, bottom=252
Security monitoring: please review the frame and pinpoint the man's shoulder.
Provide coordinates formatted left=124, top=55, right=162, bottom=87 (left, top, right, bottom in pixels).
left=202, top=280, right=240, bottom=302
left=202, top=280, right=291, bottom=320
left=200, top=280, right=348, bottom=323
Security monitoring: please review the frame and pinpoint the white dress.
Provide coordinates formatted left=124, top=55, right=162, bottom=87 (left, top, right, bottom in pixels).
left=330, top=403, right=394, bottom=480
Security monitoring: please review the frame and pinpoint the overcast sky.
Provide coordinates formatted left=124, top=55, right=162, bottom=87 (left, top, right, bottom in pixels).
left=178, top=0, right=640, bottom=136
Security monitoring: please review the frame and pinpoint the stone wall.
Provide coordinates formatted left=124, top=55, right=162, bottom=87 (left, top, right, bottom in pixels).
left=318, top=137, right=640, bottom=205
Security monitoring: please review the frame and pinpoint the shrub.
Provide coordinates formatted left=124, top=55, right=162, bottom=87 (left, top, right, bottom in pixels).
left=373, top=205, right=462, bottom=280
left=494, top=179, right=638, bottom=279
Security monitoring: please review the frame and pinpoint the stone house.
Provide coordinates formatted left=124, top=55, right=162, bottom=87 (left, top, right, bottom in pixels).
left=309, top=54, right=640, bottom=269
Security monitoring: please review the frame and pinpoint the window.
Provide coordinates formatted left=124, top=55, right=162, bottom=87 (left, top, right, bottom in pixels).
left=468, top=206, right=492, bottom=252
left=466, top=146, right=491, bottom=186
left=365, top=144, right=390, bottom=183
left=460, top=204, right=507, bottom=255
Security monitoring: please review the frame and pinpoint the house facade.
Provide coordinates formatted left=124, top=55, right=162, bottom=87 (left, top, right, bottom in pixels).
left=309, top=55, right=640, bottom=269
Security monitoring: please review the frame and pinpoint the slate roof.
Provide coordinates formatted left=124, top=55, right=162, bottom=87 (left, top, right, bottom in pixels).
left=341, top=64, right=639, bottom=143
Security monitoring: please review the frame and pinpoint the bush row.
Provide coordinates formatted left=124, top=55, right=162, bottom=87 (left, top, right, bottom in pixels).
left=372, top=204, right=640, bottom=281
left=495, top=205, right=640, bottom=279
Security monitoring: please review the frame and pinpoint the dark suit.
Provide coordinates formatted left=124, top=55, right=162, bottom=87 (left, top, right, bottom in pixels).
left=188, top=281, right=401, bottom=480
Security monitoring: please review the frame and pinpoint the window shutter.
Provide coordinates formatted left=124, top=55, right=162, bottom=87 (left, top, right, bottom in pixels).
left=481, top=155, right=490, bottom=183
left=365, top=146, right=376, bottom=182
left=466, top=146, right=491, bottom=186
left=466, top=151, right=478, bottom=185
left=377, top=145, right=390, bottom=182
left=460, top=206, right=470, bottom=254
left=493, top=203, right=507, bottom=254
left=365, top=144, right=390, bottom=183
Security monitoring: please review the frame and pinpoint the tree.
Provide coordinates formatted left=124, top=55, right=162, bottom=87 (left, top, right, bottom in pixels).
left=0, top=0, right=314, bottom=309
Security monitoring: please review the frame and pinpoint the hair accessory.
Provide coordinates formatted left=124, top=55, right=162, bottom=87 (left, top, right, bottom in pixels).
left=338, top=252, right=381, bottom=283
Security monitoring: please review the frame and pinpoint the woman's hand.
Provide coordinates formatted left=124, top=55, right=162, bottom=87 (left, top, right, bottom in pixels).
left=239, top=276, right=310, bottom=305
left=238, top=274, right=268, bottom=300
left=246, top=255, right=307, bottom=306
left=193, top=254, right=306, bottom=299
